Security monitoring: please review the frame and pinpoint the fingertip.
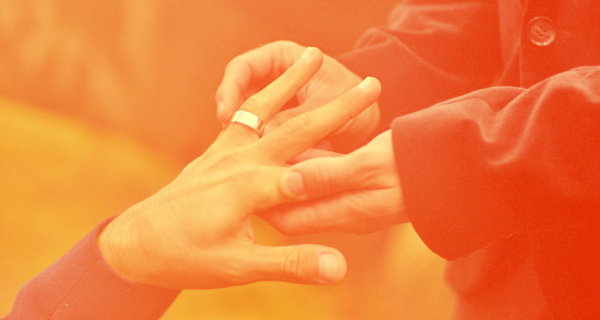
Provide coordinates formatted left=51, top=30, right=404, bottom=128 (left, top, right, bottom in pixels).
left=297, top=46, right=323, bottom=67
left=353, top=77, right=382, bottom=113
left=358, top=76, right=381, bottom=91
left=310, top=46, right=323, bottom=59
left=300, top=47, right=314, bottom=60
left=279, top=171, right=306, bottom=199
left=318, top=250, right=347, bottom=284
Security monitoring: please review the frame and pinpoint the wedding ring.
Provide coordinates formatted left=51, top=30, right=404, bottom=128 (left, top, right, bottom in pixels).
left=229, top=110, right=266, bottom=136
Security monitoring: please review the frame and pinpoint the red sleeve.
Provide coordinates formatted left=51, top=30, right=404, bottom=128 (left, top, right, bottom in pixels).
left=336, top=0, right=502, bottom=130
left=391, top=66, right=600, bottom=260
left=2, top=218, right=179, bottom=320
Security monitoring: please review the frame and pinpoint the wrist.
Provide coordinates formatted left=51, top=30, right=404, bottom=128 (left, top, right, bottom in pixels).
left=97, top=218, right=126, bottom=277
left=97, top=210, right=145, bottom=284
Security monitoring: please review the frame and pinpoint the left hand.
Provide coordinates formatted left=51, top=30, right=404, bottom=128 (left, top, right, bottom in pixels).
left=260, top=130, right=407, bottom=235
left=215, top=41, right=380, bottom=152
left=98, top=47, right=382, bottom=289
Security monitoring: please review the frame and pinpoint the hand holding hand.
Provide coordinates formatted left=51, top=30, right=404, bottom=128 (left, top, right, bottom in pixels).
left=260, top=130, right=407, bottom=235
left=98, top=47, right=382, bottom=289
left=216, top=41, right=380, bottom=152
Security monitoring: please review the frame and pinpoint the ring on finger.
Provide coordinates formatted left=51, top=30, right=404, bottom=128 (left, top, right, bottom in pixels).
left=230, top=110, right=266, bottom=137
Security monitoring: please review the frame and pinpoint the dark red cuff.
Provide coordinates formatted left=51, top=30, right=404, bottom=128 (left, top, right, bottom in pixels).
left=6, top=217, right=179, bottom=320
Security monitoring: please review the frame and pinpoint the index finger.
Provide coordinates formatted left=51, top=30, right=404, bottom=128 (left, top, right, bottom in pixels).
left=247, top=77, right=381, bottom=164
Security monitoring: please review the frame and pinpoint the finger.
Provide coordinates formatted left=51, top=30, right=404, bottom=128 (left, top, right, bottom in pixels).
left=224, top=47, right=323, bottom=140
left=280, top=156, right=356, bottom=200
left=242, top=243, right=347, bottom=284
left=264, top=97, right=376, bottom=155
left=262, top=102, right=312, bottom=135
left=250, top=77, right=381, bottom=164
left=259, top=188, right=401, bottom=235
left=267, top=107, right=358, bottom=142
left=216, top=41, right=305, bottom=124
left=288, top=145, right=339, bottom=165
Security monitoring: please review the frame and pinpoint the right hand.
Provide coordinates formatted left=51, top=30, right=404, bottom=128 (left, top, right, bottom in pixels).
left=260, top=130, right=407, bottom=236
left=216, top=41, right=380, bottom=152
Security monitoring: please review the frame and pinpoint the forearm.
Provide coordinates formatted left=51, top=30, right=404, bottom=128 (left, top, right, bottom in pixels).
left=393, top=66, right=600, bottom=260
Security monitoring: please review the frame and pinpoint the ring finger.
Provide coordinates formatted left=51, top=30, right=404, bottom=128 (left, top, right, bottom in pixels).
left=221, top=47, right=324, bottom=148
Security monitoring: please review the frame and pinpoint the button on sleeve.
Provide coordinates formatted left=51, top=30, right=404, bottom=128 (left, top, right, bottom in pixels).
left=527, top=16, right=557, bottom=46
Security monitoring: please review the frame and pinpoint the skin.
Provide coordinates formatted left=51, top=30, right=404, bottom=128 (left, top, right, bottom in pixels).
left=217, top=40, right=406, bottom=244
left=215, top=40, right=380, bottom=153
left=262, top=130, right=407, bottom=236
left=97, top=47, right=383, bottom=290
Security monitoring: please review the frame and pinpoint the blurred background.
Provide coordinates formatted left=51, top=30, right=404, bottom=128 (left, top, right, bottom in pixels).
left=0, top=1, right=453, bottom=319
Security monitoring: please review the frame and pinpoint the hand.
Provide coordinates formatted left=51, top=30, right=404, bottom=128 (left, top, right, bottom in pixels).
left=216, top=41, right=380, bottom=152
left=98, top=47, right=383, bottom=289
left=259, top=130, right=407, bottom=235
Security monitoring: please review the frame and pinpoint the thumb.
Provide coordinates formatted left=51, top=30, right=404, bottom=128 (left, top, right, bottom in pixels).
left=279, top=152, right=370, bottom=200
left=247, top=243, right=347, bottom=284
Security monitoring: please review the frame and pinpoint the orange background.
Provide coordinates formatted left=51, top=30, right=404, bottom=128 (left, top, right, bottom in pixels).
left=0, top=1, right=453, bottom=319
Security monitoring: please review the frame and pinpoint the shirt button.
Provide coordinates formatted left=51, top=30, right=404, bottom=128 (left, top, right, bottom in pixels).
left=527, top=16, right=556, bottom=46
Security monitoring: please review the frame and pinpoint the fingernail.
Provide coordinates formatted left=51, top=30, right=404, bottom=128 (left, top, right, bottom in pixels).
left=300, top=47, right=314, bottom=60
left=319, top=253, right=338, bottom=282
left=284, top=171, right=305, bottom=197
left=358, top=77, right=372, bottom=89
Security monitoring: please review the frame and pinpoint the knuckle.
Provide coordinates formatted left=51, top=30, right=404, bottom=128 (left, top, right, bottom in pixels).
left=311, top=162, right=334, bottom=195
left=241, top=95, right=261, bottom=112
left=224, top=57, right=241, bottom=73
left=224, top=58, right=253, bottom=84
left=282, top=113, right=313, bottom=135
left=344, top=192, right=395, bottom=234
left=281, top=250, right=310, bottom=279
left=354, top=151, right=377, bottom=174
left=276, top=40, right=299, bottom=47
left=271, top=40, right=302, bottom=54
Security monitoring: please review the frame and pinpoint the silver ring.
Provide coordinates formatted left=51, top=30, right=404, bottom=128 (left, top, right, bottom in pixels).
left=230, top=110, right=265, bottom=136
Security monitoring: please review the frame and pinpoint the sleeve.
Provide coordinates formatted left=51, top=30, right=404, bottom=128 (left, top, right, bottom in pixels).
left=2, top=218, right=180, bottom=320
left=390, top=66, right=600, bottom=261
left=336, top=0, right=503, bottom=130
